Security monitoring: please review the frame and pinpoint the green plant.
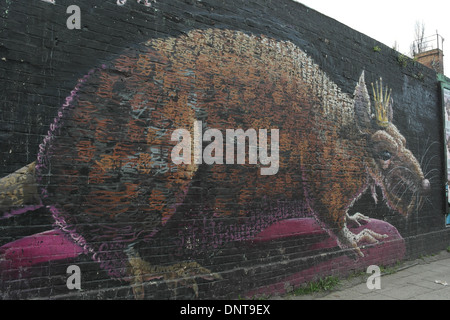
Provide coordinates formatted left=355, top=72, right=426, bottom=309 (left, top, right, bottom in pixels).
left=379, top=265, right=393, bottom=275
left=345, top=269, right=366, bottom=280
left=414, top=72, right=425, bottom=81
left=373, top=46, right=382, bottom=53
left=379, top=261, right=403, bottom=275
left=292, top=276, right=340, bottom=296
left=397, top=54, right=408, bottom=67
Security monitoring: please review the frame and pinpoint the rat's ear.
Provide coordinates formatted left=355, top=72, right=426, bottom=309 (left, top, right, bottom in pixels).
left=354, top=71, right=373, bottom=134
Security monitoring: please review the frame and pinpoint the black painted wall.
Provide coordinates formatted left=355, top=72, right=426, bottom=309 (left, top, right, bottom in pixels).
left=0, top=0, right=449, bottom=299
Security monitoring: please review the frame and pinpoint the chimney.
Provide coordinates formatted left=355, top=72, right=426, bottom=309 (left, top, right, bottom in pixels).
left=414, top=48, right=444, bottom=74
left=413, top=33, right=445, bottom=74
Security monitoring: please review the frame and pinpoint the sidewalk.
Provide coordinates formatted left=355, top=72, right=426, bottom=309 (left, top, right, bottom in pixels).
left=279, top=250, right=450, bottom=300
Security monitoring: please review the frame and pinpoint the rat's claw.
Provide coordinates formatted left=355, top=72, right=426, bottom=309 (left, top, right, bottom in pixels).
left=346, top=212, right=370, bottom=227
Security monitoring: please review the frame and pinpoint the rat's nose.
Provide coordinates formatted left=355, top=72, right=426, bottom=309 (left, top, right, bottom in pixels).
left=422, top=179, right=431, bottom=193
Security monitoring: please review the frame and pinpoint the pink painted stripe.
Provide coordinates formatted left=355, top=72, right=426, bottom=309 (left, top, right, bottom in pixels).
left=0, top=229, right=84, bottom=271
left=252, top=218, right=327, bottom=243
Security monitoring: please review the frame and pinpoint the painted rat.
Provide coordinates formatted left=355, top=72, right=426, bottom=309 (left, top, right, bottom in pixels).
left=29, top=29, right=430, bottom=297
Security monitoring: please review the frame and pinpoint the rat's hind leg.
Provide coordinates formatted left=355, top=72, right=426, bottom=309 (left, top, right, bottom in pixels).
left=125, top=247, right=222, bottom=299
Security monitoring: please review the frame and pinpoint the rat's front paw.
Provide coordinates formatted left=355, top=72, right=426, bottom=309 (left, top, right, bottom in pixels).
left=346, top=212, right=370, bottom=227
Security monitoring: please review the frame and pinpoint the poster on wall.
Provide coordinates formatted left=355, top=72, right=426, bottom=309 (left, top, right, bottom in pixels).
left=444, top=87, right=450, bottom=225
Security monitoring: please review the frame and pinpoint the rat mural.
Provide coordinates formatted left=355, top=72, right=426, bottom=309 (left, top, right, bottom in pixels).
left=0, top=29, right=431, bottom=299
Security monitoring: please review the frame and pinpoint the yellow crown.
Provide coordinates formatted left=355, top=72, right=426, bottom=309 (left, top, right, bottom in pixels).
left=372, top=78, right=392, bottom=128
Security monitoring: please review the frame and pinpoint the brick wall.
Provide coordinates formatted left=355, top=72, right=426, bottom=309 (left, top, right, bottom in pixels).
left=415, top=49, right=445, bottom=74
left=0, top=0, right=449, bottom=300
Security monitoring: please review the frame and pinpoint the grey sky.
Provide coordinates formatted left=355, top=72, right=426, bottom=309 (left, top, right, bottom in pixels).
left=295, top=0, right=449, bottom=75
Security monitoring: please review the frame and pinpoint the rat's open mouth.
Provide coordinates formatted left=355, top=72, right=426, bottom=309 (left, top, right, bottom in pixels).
left=384, top=175, right=423, bottom=216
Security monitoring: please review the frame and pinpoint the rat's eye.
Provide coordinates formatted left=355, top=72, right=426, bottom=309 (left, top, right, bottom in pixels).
left=379, top=150, right=392, bottom=161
